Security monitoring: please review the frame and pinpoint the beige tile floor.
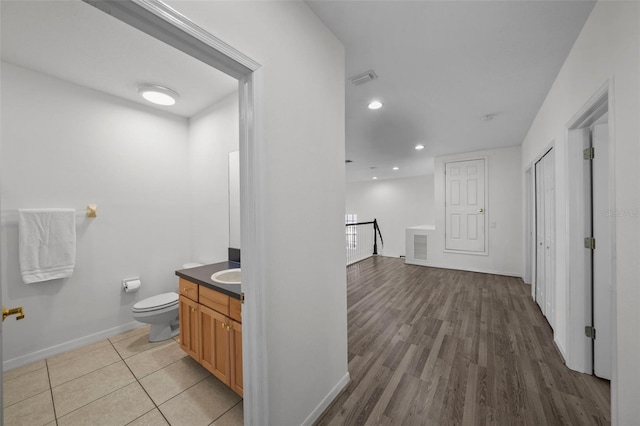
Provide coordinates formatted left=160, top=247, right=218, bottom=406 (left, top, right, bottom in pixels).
left=3, top=325, right=243, bottom=426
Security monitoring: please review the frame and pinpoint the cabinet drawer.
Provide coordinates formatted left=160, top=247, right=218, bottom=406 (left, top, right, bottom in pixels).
left=229, top=297, right=242, bottom=323
left=200, top=285, right=229, bottom=315
left=179, top=278, right=198, bottom=301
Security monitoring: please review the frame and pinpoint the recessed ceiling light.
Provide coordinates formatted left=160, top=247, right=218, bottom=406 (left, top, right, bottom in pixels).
left=368, top=100, right=383, bottom=110
left=415, top=144, right=425, bottom=150
left=372, top=177, right=378, bottom=180
left=393, top=167, right=399, bottom=170
left=138, top=84, right=179, bottom=106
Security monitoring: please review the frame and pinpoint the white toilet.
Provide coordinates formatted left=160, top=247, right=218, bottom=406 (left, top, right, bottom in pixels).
left=132, top=292, right=179, bottom=342
left=132, top=263, right=203, bottom=342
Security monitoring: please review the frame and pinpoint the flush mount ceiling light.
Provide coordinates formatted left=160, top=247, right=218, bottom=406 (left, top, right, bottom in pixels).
left=415, top=144, right=425, bottom=150
left=372, top=176, right=378, bottom=180
left=393, top=166, right=399, bottom=170
left=368, top=100, right=383, bottom=110
left=138, top=84, right=179, bottom=106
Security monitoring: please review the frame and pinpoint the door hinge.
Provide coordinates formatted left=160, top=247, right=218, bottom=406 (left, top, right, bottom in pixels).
left=584, top=237, right=596, bottom=250
left=583, top=147, right=595, bottom=160
left=241, top=292, right=245, bottom=304
left=585, top=326, right=596, bottom=339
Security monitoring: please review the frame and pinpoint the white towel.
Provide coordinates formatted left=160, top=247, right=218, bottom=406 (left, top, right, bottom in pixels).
left=18, top=209, right=76, bottom=284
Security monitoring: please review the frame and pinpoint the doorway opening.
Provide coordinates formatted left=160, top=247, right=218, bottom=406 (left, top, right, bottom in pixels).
left=565, top=81, right=614, bottom=383
left=0, top=0, right=268, bottom=423
left=83, top=1, right=269, bottom=422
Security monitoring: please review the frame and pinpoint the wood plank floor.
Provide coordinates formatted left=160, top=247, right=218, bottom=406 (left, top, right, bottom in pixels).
left=316, top=256, right=610, bottom=426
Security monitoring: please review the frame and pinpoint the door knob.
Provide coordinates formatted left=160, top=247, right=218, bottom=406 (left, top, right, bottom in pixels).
left=2, top=306, right=25, bottom=322
left=478, top=208, right=484, bottom=213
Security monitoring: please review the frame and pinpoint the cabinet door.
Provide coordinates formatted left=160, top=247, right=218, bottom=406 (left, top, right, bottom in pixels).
left=179, top=295, right=200, bottom=361
left=199, top=304, right=230, bottom=385
left=230, top=320, right=243, bottom=397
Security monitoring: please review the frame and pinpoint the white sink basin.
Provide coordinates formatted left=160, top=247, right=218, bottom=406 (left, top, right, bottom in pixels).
left=211, top=269, right=241, bottom=285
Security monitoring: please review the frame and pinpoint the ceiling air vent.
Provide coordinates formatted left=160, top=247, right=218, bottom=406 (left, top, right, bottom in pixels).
left=349, top=70, right=378, bottom=86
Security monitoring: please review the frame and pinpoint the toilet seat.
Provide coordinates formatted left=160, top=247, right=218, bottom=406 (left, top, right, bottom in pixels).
left=133, top=292, right=179, bottom=313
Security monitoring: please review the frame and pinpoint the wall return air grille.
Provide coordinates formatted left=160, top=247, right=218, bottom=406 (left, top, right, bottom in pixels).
left=413, top=234, right=428, bottom=261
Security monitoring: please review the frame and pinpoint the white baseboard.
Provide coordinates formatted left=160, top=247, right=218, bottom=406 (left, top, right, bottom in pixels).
left=404, top=259, right=520, bottom=278
left=301, top=372, right=350, bottom=426
left=3, top=321, right=142, bottom=371
left=554, top=335, right=568, bottom=364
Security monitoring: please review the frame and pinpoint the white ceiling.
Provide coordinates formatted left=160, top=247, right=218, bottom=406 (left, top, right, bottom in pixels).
left=0, top=0, right=238, bottom=118
left=2, top=1, right=595, bottom=180
left=306, top=0, right=596, bottom=182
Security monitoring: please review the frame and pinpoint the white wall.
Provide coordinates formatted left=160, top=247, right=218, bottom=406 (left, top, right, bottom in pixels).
left=0, top=62, right=191, bottom=365
left=166, top=2, right=348, bottom=425
left=427, top=146, right=522, bottom=276
left=0, top=62, right=239, bottom=367
left=345, top=148, right=522, bottom=277
left=346, top=175, right=434, bottom=258
left=188, top=92, right=239, bottom=264
left=520, top=2, right=639, bottom=423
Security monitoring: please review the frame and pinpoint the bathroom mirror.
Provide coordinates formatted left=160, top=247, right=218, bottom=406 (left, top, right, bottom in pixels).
left=229, top=150, right=241, bottom=249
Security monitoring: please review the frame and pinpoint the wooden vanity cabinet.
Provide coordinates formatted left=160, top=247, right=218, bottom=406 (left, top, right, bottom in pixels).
left=179, top=278, right=198, bottom=301
left=230, top=319, right=243, bottom=395
left=230, top=297, right=242, bottom=322
left=179, top=278, right=200, bottom=361
left=178, top=277, right=242, bottom=397
left=199, top=304, right=231, bottom=385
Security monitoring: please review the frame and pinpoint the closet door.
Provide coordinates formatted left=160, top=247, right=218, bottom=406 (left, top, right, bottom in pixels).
left=543, top=150, right=555, bottom=328
left=535, top=149, right=555, bottom=327
left=535, top=159, right=546, bottom=315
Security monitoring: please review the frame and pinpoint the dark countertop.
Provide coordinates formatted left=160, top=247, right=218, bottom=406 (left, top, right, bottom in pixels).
left=175, top=261, right=241, bottom=299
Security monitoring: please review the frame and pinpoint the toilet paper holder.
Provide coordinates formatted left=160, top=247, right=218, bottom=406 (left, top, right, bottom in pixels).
left=122, top=277, right=141, bottom=293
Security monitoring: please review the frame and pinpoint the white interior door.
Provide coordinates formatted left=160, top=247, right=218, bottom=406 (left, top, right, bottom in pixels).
left=543, top=150, right=555, bottom=328
left=592, top=123, right=612, bottom=380
left=0, top=195, right=3, bottom=422
left=535, top=159, right=546, bottom=314
left=534, top=148, right=555, bottom=327
left=445, top=158, right=486, bottom=252
left=524, top=167, right=533, bottom=287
